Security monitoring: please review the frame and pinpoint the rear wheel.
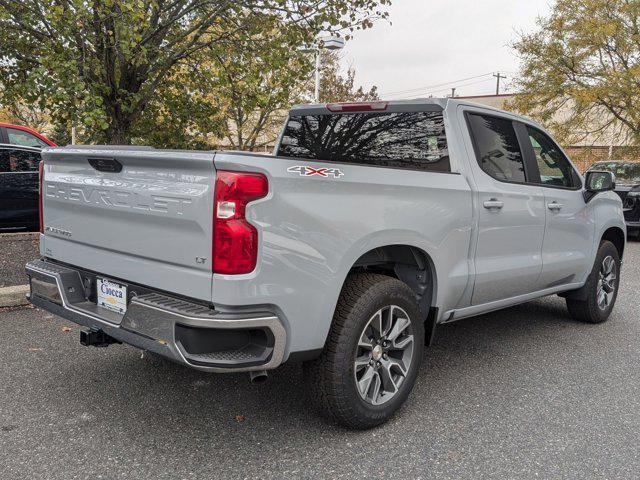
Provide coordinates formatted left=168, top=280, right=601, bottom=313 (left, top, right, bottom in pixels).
left=304, top=273, right=424, bottom=429
left=566, top=240, right=620, bottom=324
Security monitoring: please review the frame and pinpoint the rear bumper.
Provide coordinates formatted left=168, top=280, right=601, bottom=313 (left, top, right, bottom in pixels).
left=25, top=259, right=286, bottom=372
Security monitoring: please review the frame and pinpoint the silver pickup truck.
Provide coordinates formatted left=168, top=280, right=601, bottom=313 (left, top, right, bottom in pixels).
left=26, top=99, right=625, bottom=429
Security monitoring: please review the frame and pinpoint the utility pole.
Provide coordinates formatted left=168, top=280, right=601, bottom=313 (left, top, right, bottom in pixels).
left=493, top=72, right=507, bottom=95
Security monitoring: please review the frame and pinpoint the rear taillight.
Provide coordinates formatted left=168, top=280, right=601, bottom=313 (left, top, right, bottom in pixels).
left=213, top=170, right=268, bottom=274
left=38, top=160, right=44, bottom=233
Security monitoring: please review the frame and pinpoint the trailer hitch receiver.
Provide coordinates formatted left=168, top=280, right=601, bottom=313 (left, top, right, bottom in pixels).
left=80, top=328, right=121, bottom=348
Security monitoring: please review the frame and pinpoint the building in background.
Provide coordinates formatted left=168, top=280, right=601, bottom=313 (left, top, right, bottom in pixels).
left=457, top=94, right=639, bottom=172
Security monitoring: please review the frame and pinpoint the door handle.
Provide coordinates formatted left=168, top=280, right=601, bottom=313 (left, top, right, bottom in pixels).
left=547, top=202, right=563, bottom=211
left=483, top=199, right=504, bottom=210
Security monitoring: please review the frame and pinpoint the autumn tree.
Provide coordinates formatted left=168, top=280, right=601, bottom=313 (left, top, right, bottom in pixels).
left=316, top=50, right=379, bottom=103
left=0, top=100, right=51, bottom=133
left=0, top=0, right=390, bottom=145
left=209, top=36, right=380, bottom=151
left=183, top=23, right=381, bottom=151
left=511, top=0, right=640, bottom=145
left=206, top=13, right=312, bottom=151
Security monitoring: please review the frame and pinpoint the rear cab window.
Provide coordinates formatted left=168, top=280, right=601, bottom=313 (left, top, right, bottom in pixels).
left=277, top=106, right=450, bottom=173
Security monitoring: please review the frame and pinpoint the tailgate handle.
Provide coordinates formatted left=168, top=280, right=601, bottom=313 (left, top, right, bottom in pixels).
left=88, top=157, right=123, bottom=173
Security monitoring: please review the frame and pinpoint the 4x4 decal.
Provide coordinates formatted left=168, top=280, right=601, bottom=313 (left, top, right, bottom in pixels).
left=287, top=165, right=344, bottom=178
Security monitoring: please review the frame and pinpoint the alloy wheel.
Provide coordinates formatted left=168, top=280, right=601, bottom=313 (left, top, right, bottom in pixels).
left=597, top=255, right=617, bottom=310
left=354, top=305, right=415, bottom=405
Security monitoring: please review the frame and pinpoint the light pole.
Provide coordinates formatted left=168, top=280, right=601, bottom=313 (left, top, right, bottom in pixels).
left=300, top=35, right=345, bottom=103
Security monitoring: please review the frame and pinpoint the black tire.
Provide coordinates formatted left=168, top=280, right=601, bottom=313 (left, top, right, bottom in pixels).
left=303, top=273, right=425, bottom=429
left=566, top=240, right=620, bottom=324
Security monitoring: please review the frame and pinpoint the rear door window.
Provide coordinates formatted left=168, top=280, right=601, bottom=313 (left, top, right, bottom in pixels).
left=277, top=110, right=450, bottom=172
left=467, top=113, right=527, bottom=183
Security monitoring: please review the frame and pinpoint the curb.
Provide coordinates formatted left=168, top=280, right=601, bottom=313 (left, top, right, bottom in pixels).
left=0, top=231, right=38, bottom=240
left=0, top=285, right=30, bottom=308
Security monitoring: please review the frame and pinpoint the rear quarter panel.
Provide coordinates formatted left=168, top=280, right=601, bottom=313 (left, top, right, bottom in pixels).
left=211, top=152, right=473, bottom=355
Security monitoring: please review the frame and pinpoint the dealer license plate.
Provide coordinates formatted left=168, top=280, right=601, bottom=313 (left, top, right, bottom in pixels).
left=97, top=278, right=127, bottom=314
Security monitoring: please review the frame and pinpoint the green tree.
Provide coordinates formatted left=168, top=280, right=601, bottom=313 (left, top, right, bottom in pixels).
left=0, top=0, right=390, bottom=145
left=130, top=57, right=225, bottom=149
left=206, top=13, right=313, bottom=150
left=511, top=0, right=640, bottom=145
left=209, top=34, right=380, bottom=151
left=48, top=120, right=72, bottom=146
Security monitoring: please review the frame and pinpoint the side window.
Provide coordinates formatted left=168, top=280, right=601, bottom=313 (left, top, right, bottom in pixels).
left=7, top=128, right=48, bottom=148
left=526, top=127, right=576, bottom=188
left=8, top=149, right=40, bottom=172
left=278, top=111, right=450, bottom=172
left=0, top=150, right=10, bottom=173
left=467, top=113, right=526, bottom=183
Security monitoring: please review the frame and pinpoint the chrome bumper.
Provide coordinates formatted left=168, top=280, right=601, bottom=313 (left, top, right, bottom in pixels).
left=25, top=259, right=286, bottom=372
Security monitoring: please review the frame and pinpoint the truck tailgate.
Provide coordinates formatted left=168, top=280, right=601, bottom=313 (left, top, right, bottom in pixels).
left=40, top=147, right=215, bottom=301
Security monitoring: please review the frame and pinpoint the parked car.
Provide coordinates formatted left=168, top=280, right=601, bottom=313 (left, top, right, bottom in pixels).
left=26, top=99, right=625, bottom=429
left=0, top=123, right=56, bottom=148
left=587, top=161, right=640, bottom=238
left=0, top=144, right=42, bottom=230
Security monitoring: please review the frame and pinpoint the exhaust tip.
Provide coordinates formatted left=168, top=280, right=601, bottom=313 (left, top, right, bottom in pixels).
left=248, top=370, right=268, bottom=384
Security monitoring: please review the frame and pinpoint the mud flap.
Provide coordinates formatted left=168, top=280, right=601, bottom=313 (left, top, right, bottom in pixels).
left=425, top=307, right=438, bottom=346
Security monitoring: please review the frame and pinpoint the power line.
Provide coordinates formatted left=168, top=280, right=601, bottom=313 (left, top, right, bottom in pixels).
left=379, top=72, right=494, bottom=97
left=390, top=77, right=495, bottom=100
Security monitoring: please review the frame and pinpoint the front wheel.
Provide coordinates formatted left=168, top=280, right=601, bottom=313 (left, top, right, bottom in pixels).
left=566, top=240, right=621, bottom=324
left=303, top=273, right=425, bottom=429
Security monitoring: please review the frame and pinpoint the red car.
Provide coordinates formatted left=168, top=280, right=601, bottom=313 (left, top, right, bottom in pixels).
left=0, top=123, right=57, bottom=148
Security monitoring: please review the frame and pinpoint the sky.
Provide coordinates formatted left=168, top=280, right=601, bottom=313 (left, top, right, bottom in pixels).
left=341, top=0, right=553, bottom=99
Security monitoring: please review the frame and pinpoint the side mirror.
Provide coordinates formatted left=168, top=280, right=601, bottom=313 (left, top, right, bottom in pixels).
left=584, top=170, right=615, bottom=202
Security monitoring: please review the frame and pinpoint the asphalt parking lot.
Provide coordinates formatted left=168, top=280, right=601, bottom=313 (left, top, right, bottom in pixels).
left=0, top=232, right=39, bottom=288
left=1, top=241, right=639, bottom=479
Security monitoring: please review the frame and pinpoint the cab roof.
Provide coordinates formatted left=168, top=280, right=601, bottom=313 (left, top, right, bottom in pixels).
left=289, top=97, right=530, bottom=120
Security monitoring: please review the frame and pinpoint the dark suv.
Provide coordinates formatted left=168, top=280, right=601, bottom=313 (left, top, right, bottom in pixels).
left=0, top=144, right=42, bottom=231
left=587, top=161, right=640, bottom=237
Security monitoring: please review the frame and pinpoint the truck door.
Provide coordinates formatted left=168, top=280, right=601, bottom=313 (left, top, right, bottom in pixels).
left=463, top=110, right=546, bottom=305
left=0, top=146, right=40, bottom=228
left=521, top=125, right=595, bottom=289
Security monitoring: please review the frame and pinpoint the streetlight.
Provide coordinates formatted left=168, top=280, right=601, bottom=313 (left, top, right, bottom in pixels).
left=299, top=35, right=345, bottom=103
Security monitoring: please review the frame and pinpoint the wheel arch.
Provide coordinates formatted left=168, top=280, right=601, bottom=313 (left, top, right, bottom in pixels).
left=562, top=225, right=625, bottom=302
left=347, top=244, right=439, bottom=345
left=601, top=226, right=625, bottom=260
